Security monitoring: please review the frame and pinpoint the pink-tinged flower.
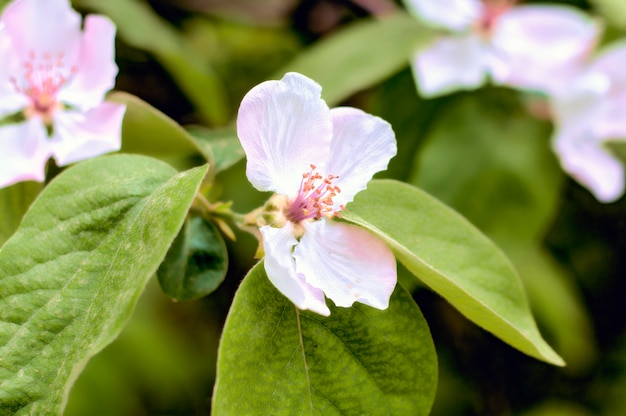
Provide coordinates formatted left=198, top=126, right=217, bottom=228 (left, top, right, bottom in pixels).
left=550, top=42, right=626, bottom=203
left=0, top=0, right=125, bottom=188
left=403, top=0, right=600, bottom=97
left=238, top=72, right=397, bottom=316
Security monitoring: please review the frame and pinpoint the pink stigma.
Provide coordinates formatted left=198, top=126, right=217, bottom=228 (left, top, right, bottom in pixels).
left=11, top=50, right=78, bottom=122
left=285, top=164, right=343, bottom=223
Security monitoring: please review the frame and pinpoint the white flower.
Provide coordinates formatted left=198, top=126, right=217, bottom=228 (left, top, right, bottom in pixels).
left=237, top=72, right=397, bottom=316
left=550, top=42, right=626, bottom=203
left=403, top=0, right=600, bottom=97
left=0, top=0, right=125, bottom=188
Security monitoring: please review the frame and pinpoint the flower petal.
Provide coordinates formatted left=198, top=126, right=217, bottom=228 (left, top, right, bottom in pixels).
left=261, top=224, right=330, bottom=316
left=58, top=15, right=119, bottom=111
left=412, top=34, right=489, bottom=97
left=294, top=219, right=396, bottom=310
left=588, top=41, right=626, bottom=85
left=550, top=71, right=609, bottom=139
left=1, top=0, right=82, bottom=64
left=403, top=0, right=481, bottom=31
left=553, top=130, right=624, bottom=202
left=237, top=72, right=332, bottom=195
left=0, top=119, right=50, bottom=188
left=324, top=107, right=396, bottom=209
left=492, top=5, right=600, bottom=92
left=50, top=102, right=125, bottom=166
left=593, top=94, right=626, bottom=140
left=584, top=43, right=626, bottom=139
left=0, top=31, right=29, bottom=117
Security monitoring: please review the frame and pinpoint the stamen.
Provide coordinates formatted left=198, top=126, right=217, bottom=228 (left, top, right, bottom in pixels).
left=12, top=49, right=76, bottom=123
left=285, top=164, right=342, bottom=223
left=475, top=0, right=516, bottom=37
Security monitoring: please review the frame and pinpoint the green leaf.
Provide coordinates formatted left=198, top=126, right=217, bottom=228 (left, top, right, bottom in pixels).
left=0, top=155, right=208, bottom=415
left=0, top=181, right=41, bottom=247
left=589, top=0, right=626, bottom=29
left=410, top=90, right=561, bottom=244
left=186, top=126, right=244, bottom=174
left=344, top=179, right=564, bottom=366
left=409, top=90, right=595, bottom=369
left=213, top=262, right=437, bottom=416
left=157, top=216, right=228, bottom=301
left=275, top=12, right=434, bottom=106
left=109, top=92, right=214, bottom=171
left=78, top=0, right=229, bottom=125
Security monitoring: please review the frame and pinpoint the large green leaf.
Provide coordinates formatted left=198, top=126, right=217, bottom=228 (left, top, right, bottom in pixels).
left=78, top=0, right=229, bottom=125
left=276, top=12, right=434, bottom=106
left=0, top=181, right=41, bottom=247
left=0, top=155, right=208, bottom=415
left=344, top=179, right=564, bottom=366
left=212, top=262, right=437, bottom=416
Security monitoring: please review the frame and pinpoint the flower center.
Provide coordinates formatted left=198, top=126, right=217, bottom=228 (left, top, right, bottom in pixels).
left=11, top=50, right=78, bottom=124
left=284, top=164, right=342, bottom=223
left=475, top=0, right=515, bottom=38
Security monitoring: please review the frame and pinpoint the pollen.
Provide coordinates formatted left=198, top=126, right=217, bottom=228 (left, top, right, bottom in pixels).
left=12, top=50, right=77, bottom=124
left=284, top=164, right=342, bottom=223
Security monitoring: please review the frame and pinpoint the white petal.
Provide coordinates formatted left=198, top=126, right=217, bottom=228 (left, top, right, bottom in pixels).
left=1, top=0, right=81, bottom=64
left=261, top=224, right=330, bottom=316
left=237, top=72, right=332, bottom=195
left=550, top=71, right=609, bottom=139
left=553, top=131, right=624, bottom=202
left=553, top=42, right=626, bottom=139
left=0, top=30, right=29, bottom=117
left=588, top=41, right=626, bottom=84
left=412, top=34, right=489, bottom=97
left=0, top=119, right=51, bottom=188
left=324, top=107, right=396, bottom=209
left=58, top=15, right=119, bottom=111
left=294, top=219, right=396, bottom=310
left=50, top=102, right=125, bottom=166
left=584, top=42, right=626, bottom=139
left=594, top=94, right=626, bottom=140
left=492, top=5, right=600, bottom=92
left=403, top=0, right=481, bottom=31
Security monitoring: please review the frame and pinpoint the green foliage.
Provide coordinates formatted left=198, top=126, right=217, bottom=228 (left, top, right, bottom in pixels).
left=77, top=0, right=230, bottom=125
left=0, top=155, right=207, bottom=415
left=64, top=281, right=218, bottom=416
left=590, top=0, right=626, bottom=29
left=410, top=90, right=596, bottom=370
left=212, top=262, right=437, bottom=416
left=410, top=90, right=561, bottom=244
left=157, top=216, right=228, bottom=301
left=0, top=181, right=41, bottom=247
left=186, top=126, right=244, bottom=174
left=344, top=179, right=564, bottom=366
left=109, top=92, right=213, bottom=172
left=276, top=12, right=434, bottom=106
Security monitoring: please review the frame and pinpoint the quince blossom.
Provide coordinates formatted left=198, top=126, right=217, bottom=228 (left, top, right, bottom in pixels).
left=403, top=0, right=600, bottom=97
left=550, top=42, right=626, bottom=203
left=0, top=0, right=125, bottom=188
left=238, top=72, right=397, bottom=316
